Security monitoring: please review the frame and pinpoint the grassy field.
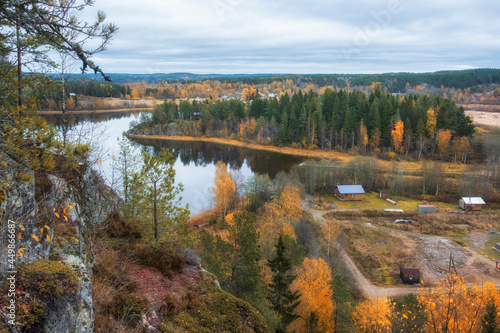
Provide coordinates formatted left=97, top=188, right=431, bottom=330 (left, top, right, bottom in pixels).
left=319, top=192, right=458, bottom=212
left=481, top=234, right=500, bottom=261
left=343, top=223, right=418, bottom=286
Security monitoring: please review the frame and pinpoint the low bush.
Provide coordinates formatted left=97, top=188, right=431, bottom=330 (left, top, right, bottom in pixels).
left=132, top=243, right=184, bottom=278
left=103, top=210, right=143, bottom=240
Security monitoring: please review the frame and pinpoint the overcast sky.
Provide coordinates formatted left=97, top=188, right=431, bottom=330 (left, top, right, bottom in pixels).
left=85, top=0, right=500, bottom=74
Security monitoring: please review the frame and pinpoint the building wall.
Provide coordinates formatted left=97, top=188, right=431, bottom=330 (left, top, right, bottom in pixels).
left=460, top=200, right=483, bottom=211
left=466, top=204, right=483, bottom=211
left=345, top=193, right=363, bottom=201
left=335, top=188, right=364, bottom=201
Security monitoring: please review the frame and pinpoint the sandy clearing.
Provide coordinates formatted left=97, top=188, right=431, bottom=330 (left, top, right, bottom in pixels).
left=465, top=110, right=500, bottom=128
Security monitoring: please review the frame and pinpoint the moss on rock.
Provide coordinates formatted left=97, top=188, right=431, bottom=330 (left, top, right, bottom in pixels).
left=159, top=276, right=269, bottom=333
left=18, top=259, right=80, bottom=298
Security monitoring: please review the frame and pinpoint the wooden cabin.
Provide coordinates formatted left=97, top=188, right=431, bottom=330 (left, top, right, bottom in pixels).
left=335, top=185, right=365, bottom=201
left=400, top=268, right=421, bottom=285
left=459, top=197, right=485, bottom=211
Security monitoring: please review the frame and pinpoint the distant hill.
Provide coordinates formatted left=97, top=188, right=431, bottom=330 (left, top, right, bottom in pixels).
left=57, top=68, right=500, bottom=93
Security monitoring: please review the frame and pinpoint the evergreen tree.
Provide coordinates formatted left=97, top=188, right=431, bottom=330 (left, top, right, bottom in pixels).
left=482, top=297, right=499, bottom=333
left=133, top=148, right=190, bottom=245
left=331, top=274, right=355, bottom=333
left=267, top=234, right=301, bottom=332
left=229, top=212, right=265, bottom=302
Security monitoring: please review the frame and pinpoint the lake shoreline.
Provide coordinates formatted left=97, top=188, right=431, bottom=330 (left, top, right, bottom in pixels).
left=37, top=107, right=153, bottom=115
left=128, top=134, right=352, bottom=161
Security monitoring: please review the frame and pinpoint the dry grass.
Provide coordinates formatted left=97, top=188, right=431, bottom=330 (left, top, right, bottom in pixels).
left=329, top=209, right=500, bottom=237
left=465, top=110, right=500, bottom=129
left=190, top=209, right=217, bottom=227
left=343, top=223, right=418, bottom=286
left=481, top=234, right=500, bottom=261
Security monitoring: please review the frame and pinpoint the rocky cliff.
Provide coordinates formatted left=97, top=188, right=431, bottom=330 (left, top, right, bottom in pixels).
left=0, top=159, right=113, bottom=333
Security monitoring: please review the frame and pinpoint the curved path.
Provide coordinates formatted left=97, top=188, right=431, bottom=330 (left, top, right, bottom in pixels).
left=302, top=198, right=429, bottom=299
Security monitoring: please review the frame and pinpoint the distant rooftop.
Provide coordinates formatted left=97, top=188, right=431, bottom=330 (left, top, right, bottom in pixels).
left=461, top=197, right=485, bottom=205
left=337, top=185, right=365, bottom=194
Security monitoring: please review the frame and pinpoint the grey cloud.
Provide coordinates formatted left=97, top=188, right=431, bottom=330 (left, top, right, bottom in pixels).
left=83, top=0, right=500, bottom=74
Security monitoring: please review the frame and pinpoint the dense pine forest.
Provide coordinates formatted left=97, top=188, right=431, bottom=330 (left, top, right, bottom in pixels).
left=130, top=88, right=475, bottom=159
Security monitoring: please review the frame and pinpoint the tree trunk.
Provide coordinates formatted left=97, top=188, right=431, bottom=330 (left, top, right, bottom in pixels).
left=16, top=24, right=22, bottom=108
left=153, top=181, right=158, bottom=242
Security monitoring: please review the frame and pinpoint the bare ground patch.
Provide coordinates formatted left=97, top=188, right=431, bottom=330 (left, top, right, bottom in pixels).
left=465, top=110, right=500, bottom=128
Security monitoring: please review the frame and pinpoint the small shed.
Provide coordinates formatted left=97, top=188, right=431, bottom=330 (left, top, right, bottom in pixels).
left=495, top=243, right=500, bottom=252
left=335, top=185, right=365, bottom=201
left=418, top=204, right=437, bottom=213
left=496, top=261, right=500, bottom=273
left=459, top=197, right=486, bottom=211
left=400, top=268, right=421, bottom=285
left=379, top=189, right=387, bottom=199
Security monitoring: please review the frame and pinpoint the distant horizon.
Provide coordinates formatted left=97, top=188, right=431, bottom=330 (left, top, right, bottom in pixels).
left=55, top=67, right=500, bottom=77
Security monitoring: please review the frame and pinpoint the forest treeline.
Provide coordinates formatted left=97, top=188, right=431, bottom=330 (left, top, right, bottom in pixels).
left=32, top=69, right=500, bottom=112
left=65, top=68, right=500, bottom=92
left=131, top=88, right=475, bottom=160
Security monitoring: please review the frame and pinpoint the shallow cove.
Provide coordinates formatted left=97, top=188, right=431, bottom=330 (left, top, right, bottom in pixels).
left=130, top=136, right=307, bottom=214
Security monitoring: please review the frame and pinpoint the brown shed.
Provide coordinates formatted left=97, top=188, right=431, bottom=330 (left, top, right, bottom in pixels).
left=459, top=197, right=485, bottom=211
left=335, top=185, right=365, bottom=201
left=400, top=268, right=421, bottom=285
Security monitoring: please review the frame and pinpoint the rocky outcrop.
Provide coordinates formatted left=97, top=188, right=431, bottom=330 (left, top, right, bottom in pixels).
left=0, top=163, right=111, bottom=333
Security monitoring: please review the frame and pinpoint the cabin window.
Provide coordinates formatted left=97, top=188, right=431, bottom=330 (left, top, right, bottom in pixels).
left=409, top=274, right=413, bottom=280
left=352, top=194, right=355, bottom=198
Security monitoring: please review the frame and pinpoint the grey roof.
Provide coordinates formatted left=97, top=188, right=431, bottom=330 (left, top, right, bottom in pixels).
left=337, top=185, right=365, bottom=194
left=461, top=197, right=485, bottom=205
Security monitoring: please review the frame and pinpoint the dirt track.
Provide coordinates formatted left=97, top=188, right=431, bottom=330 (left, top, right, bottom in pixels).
left=302, top=198, right=500, bottom=299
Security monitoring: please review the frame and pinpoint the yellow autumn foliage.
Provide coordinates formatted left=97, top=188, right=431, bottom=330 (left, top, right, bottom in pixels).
left=289, top=258, right=335, bottom=333
left=353, top=297, right=393, bottom=333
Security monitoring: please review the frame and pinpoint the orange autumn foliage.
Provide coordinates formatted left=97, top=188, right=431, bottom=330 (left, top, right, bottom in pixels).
left=360, top=120, right=369, bottom=148
left=289, top=258, right=334, bottom=333
left=426, top=108, right=437, bottom=137
left=418, top=276, right=491, bottom=333
left=256, top=202, right=296, bottom=255
left=256, top=184, right=302, bottom=255
left=436, top=129, right=452, bottom=155
left=279, top=184, right=303, bottom=219
left=353, top=297, right=393, bottom=333
left=392, top=119, right=404, bottom=154
left=212, top=161, right=236, bottom=218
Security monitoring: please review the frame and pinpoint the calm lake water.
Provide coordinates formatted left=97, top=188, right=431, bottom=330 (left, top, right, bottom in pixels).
left=46, top=112, right=306, bottom=215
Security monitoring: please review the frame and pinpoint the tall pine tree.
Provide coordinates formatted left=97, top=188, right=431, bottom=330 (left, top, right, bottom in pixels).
left=267, top=234, right=301, bottom=332
left=482, top=297, right=499, bottom=333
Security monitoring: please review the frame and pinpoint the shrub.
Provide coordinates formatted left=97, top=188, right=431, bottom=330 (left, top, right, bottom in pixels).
left=104, top=210, right=143, bottom=240
left=132, top=244, right=184, bottom=278
left=93, top=249, right=143, bottom=332
left=159, top=292, right=182, bottom=317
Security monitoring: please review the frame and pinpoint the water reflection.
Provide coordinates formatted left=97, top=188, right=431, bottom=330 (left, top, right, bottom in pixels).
left=42, top=110, right=141, bottom=127
left=44, top=111, right=307, bottom=214
left=132, top=138, right=305, bottom=178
